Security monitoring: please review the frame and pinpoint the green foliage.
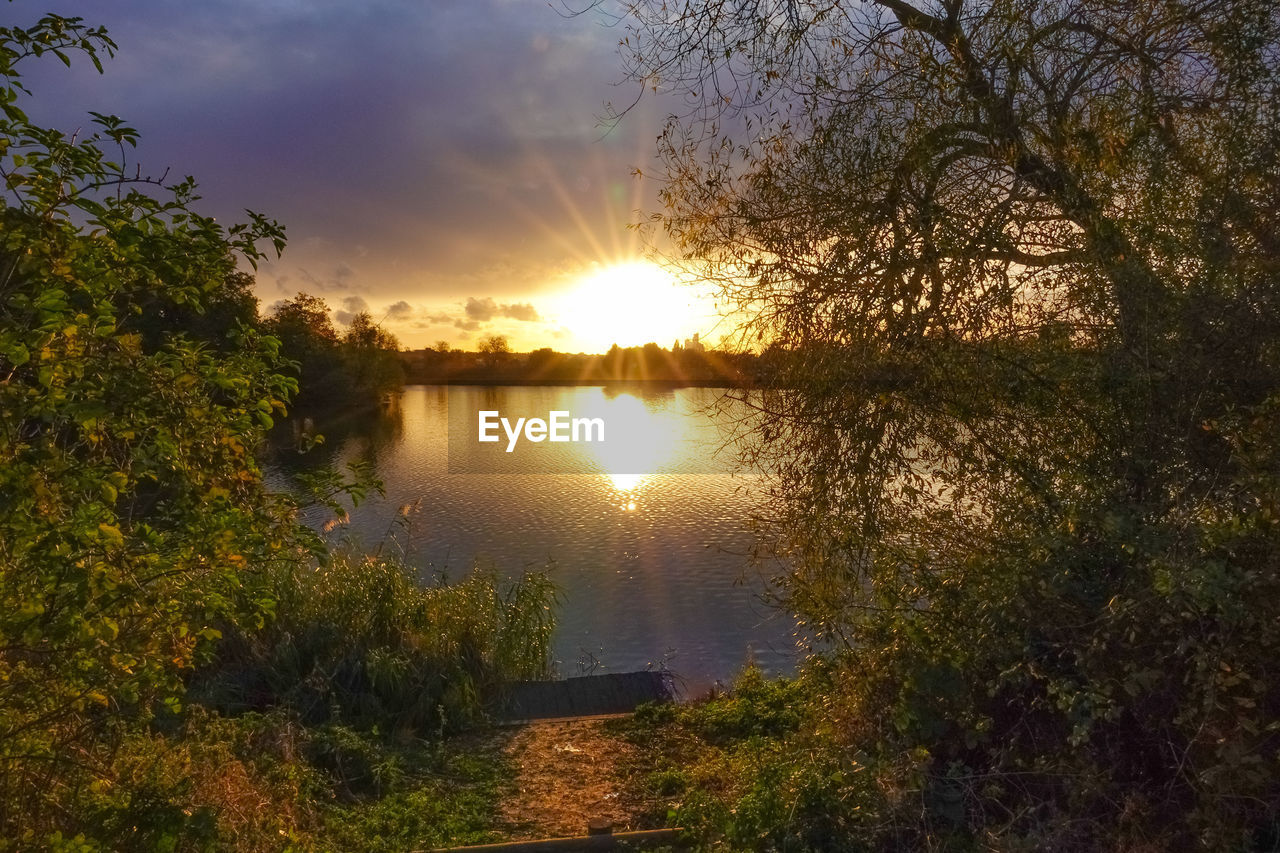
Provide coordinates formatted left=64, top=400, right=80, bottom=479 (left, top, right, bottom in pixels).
left=0, top=12, right=308, bottom=844
left=621, top=666, right=893, bottom=852
left=60, top=708, right=511, bottom=852
left=318, top=741, right=510, bottom=853
left=618, top=0, right=1280, bottom=846
left=70, top=711, right=311, bottom=853
left=0, top=13, right=564, bottom=850
left=681, top=665, right=806, bottom=745
left=264, top=296, right=403, bottom=413
left=342, top=311, right=404, bottom=401
left=0, top=10, right=556, bottom=851
left=194, top=551, right=558, bottom=733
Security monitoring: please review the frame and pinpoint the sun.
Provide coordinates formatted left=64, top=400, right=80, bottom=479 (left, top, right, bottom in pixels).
left=550, top=260, right=717, bottom=353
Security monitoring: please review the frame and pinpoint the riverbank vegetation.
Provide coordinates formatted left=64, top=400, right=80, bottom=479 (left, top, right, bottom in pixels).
left=5, top=1, right=1279, bottom=850
left=265, top=294, right=404, bottom=414
left=609, top=0, right=1280, bottom=848
left=0, top=15, right=549, bottom=851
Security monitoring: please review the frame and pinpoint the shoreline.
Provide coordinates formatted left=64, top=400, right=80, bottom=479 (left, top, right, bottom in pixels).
left=403, top=378, right=748, bottom=389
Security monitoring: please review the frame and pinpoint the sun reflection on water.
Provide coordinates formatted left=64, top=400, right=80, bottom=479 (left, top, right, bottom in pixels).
left=296, top=385, right=796, bottom=686
left=608, top=473, right=644, bottom=511
left=578, top=392, right=688, bottom=510
left=607, top=472, right=647, bottom=492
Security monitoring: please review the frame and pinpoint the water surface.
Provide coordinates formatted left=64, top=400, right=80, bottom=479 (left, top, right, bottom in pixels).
left=274, top=385, right=799, bottom=688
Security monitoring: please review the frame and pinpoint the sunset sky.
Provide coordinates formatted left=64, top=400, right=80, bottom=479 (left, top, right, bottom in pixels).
left=21, top=0, right=726, bottom=352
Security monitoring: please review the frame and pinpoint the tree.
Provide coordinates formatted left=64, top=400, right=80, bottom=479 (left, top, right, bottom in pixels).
left=263, top=292, right=345, bottom=408
left=343, top=310, right=405, bottom=402
left=527, top=346, right=557, bottom=371
left=267, top=292, right=338, bottom=347
left=131, top=268, right=261, bottom=351
left=614, top=0, right=1279, bottom=845
left=263, top=297, right=404, bottom=411
left=477, top=333, right=511, bottom=366
left=0, top=13, right=306, bottom=841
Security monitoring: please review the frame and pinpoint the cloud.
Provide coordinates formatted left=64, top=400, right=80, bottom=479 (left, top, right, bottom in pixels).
left=406, top=310, right=457, bottom=329
left=464, top=296, right=540, bottom=322
left=334, top=294, right=370, bottom=325
left=17, top=0, right=678, bottom=350
left=464, top=297, right=498, bottom=321
left=296, top=264, right=362, bottom=294
left=17, top=1, right=680, bottom=350
left=502, top=301, right=540, bottom=322
left=385, top=300, right=413, bottom=320
left=388, top=297, right=546, bottom=342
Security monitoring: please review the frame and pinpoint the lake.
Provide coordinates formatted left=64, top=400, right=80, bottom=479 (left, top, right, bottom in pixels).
left=271, top=384, right=800, bottom=690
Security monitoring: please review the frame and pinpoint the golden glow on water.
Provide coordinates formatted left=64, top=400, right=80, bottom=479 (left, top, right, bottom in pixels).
left=608, top=472, right=647, bottom=514
left=288, top=385, right=795, bottom=687
left=572, top=392, right=693, bottom=509
left=607, top=472, right=647, bottom=491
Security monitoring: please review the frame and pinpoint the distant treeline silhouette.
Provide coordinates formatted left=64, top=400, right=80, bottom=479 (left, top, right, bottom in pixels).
left=400, top=338, right=766, bottom=386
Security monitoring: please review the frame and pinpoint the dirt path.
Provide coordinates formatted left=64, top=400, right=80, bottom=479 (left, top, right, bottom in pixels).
left=489, top=717, right=655, bottom=839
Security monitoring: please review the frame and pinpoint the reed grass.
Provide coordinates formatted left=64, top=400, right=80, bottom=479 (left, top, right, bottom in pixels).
left=194, top=550, right=557, bottom=734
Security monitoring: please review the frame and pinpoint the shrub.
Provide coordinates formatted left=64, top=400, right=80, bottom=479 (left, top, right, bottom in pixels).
left=194, top=552, right=557, bottom=733
left=0, top=13, right=301, bottom=844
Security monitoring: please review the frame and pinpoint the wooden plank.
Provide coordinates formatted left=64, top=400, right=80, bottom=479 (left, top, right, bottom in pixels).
left=428, top=827, right=686, bottom=852
left=490, top=672, right=673, bottom=722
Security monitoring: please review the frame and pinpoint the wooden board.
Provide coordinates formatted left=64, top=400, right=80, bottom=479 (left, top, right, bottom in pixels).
left=491, top=672, right=673, bottom=722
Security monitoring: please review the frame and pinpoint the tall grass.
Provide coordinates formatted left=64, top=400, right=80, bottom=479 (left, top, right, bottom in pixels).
left=193, top=551, right=557, bottom=734
left=52, top=555, right=554, bottom=851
